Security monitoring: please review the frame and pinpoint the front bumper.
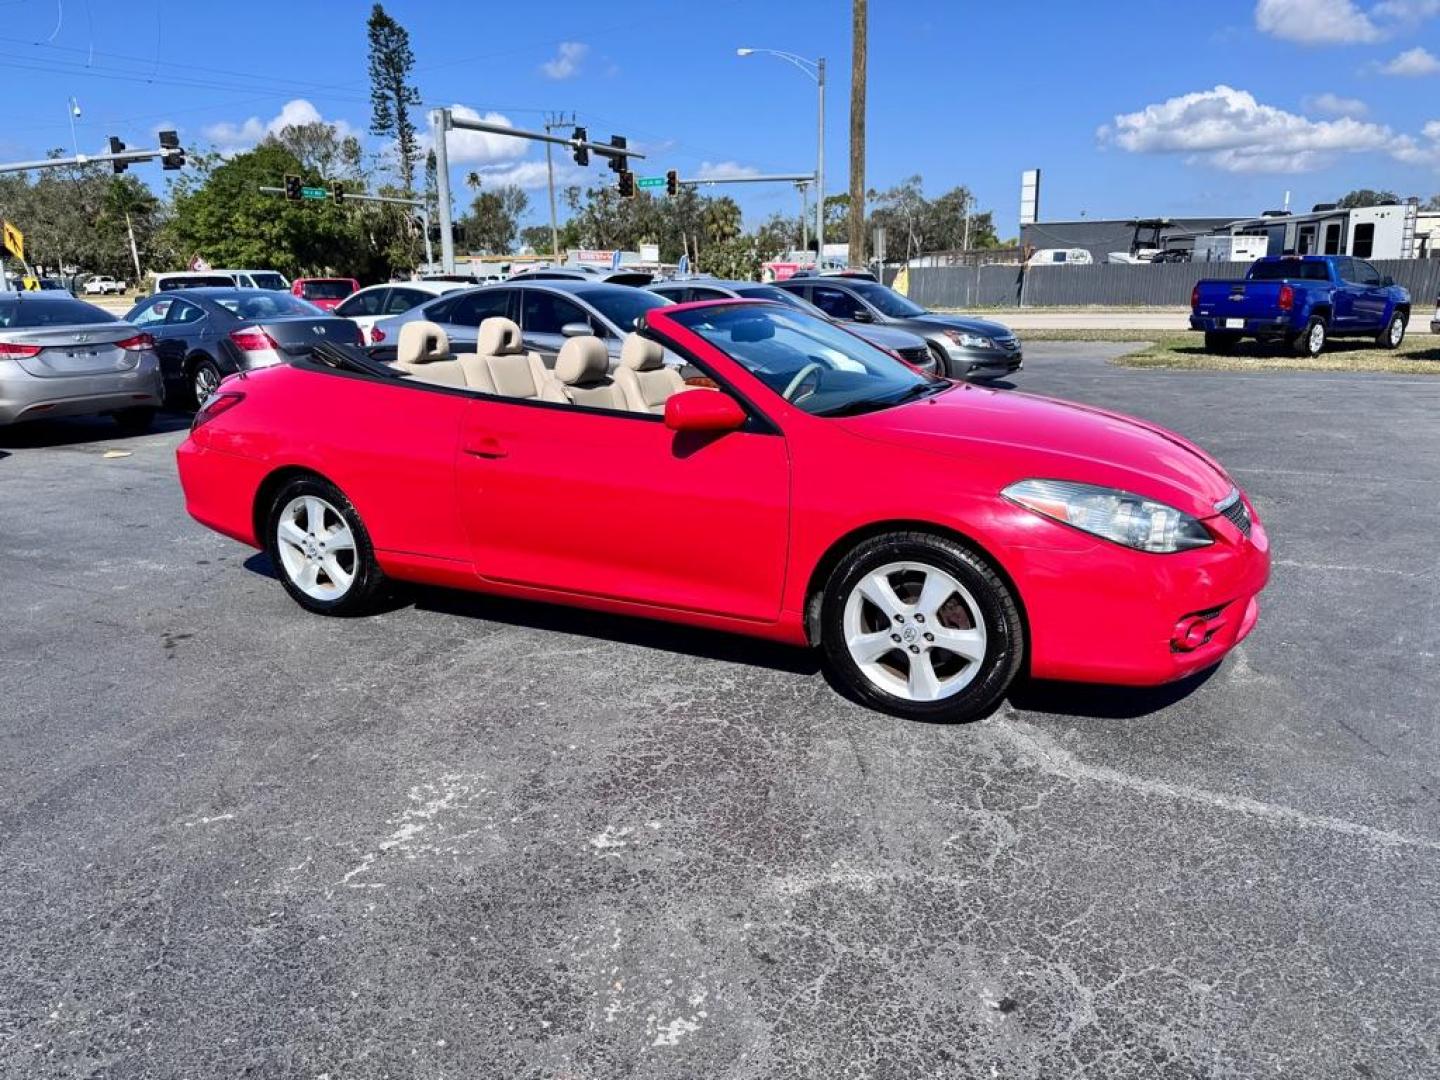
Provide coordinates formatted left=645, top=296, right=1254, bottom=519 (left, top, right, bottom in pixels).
left=1005, top=495, right=1271, bottom=686
left=943, top=343, right=1023, bottom=378
left=0, top=361, right=163, bottom=425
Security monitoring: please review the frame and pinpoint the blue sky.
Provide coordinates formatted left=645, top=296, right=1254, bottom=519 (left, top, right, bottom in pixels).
left=4, top=0, right=1439, bottom=234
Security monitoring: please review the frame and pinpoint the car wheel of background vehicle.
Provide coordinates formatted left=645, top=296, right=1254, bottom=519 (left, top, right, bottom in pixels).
left=1293, top=316, right=1327, bottom=358
left=1377, top=312, right=1406, bottom=349
left=112, top=407, right=155, bottom=434
left=190, top=357, right=221, bottom=406
left=820, top=531, right=1024, bottom=722
left=1203, top=331, right=1240, bottom=353
left=264, top=477, right=386, bottom=616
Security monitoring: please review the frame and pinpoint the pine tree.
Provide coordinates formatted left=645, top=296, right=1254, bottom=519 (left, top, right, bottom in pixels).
left=367, top=4, right=422, bottom=193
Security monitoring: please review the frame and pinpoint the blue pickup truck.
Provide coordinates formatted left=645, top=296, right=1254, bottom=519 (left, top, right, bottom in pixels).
left=1191, top=255, right=1410, bottom=356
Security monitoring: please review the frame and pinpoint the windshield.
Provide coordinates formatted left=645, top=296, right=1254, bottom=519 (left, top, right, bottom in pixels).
left=249, top=273, right=289, bottom=291
left=0, top=298, right=118, bottom=328
left=735, top=284, right=824, bottom=316
left=214, top=292, right=320, bottom=319
left=848, top=281, right=927, bottom=317
left=668, top=304, right=941, bottom=417
left=576, top=287, right=670, bottom=332
left=300, top=280, right=354, bottom=299
left=159, top=275, right=233, bottom=291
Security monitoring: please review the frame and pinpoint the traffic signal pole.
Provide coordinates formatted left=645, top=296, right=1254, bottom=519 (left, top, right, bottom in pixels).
left=428, top=108, right=642, bottom=274
left=0, top=142, right=185, bottom=176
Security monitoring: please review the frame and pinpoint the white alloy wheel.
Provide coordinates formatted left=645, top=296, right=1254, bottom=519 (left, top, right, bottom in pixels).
left=1390, top=316, right=1405, bottom=346
left=275, top=494, right=357, bottom=601
left=193, top=363, right=221, bottom=402
left=841, top=560, right=988, bottom=702
left=1308, top=321, right=1325, bottom=355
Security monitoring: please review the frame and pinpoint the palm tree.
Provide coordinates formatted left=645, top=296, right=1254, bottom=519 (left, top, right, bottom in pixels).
left=465, top=171, right=482, bottom=192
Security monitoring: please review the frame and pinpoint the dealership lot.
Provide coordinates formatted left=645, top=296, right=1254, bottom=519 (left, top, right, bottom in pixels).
left=1, top=343, right=1437, bottom=1078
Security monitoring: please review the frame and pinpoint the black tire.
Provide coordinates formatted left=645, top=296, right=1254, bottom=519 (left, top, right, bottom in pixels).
left=1376, top=311, right=1406, bottom=349
left=819, top=531, right=1025, bottom=722
left=1291, top=315, right=1327, bottom=357
left=1203, top=331, right=1240, bottom=354
left=189, top=356, right=222, bottom=408
left=112, top=407, right=156, bottom=434
left=263, top=476, right=387, bottom=616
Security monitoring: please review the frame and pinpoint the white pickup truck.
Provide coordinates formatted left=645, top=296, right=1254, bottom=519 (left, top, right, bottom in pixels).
left=82, top=276, right=126, bottom=295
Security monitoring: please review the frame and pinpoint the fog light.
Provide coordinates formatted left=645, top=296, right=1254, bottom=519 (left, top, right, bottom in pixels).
left=1172, top=616, right=1213, bottom=652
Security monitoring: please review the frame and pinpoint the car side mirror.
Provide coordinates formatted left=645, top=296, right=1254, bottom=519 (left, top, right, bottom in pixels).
left=850, top=308, right=873, bottom=323
left=664, top=389, right=747, bottom=433
left=561, top=321, right=592, bottom=338
left=1381, top=276, right=1395, bottom=287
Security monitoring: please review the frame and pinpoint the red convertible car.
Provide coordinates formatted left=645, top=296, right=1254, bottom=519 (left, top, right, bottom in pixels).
left=176, top=303, right=1269, bottom=722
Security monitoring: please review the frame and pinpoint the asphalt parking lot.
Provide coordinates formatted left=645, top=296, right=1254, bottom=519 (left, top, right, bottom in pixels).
left=2, top=341, right=1437, bottom=1079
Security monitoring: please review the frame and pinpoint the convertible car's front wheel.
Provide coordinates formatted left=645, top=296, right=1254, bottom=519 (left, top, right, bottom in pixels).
left=264, top=476, right=386, bottom=616
left=820, top=531, right=1024, bottom=722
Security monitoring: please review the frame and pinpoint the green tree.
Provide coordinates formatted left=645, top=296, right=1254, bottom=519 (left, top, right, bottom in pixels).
left=367, top=3, right=422, bottom=193
left=460, top=184, right=529, bottom=254
left=1336, top=189, right=1400, bottom=208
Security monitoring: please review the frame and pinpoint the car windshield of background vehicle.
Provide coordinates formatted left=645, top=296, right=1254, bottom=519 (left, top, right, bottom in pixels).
left=668, top=305, right=941, bottom=418
left=847, top=281, right=927, bottom=318
left=302, top=280, right=354, bottom=300
left=250, top=273, right=289, bottom=291
left=0, top=298, right=119, bottom=328
left=575, top=288, right=670, bottom=334
left=1249, top=261, right=1330, bottom=281
left=214, top=293, right=319, bottom=319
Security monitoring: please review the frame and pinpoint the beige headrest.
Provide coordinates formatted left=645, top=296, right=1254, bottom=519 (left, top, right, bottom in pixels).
left=555, top=336, right=609, bottom=385
left=397, top=320, right=450, bottom=365
left=621, top=333, right=664, bottom=371
left=477, top=316, right=522, bottom=356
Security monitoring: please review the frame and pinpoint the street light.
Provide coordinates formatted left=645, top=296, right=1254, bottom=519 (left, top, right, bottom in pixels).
left=737, top=46, right=825, bottom=267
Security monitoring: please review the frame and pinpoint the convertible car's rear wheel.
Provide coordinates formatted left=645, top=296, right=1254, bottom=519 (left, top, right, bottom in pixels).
left=820, top=531, right=1024, bottom=722
left=265, top=477, right=386, bottom=616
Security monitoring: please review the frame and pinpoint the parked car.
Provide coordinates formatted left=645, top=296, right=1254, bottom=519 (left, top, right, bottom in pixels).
left=153, top=272, right=238, bottom=293
left=177, top=301, right=1269, bottom=723
left=371, top=281, right=674, bottom=368
left=0, top=292, right=162, bottom=430
left=1191, top=255, right=1410, bottom=356
left=334, top=281, right=469, bottom=344
left=82, top=275, right=126, bottom=295
left=508, top=266, right=656, bottom=286
left=37, top=278, right=72, bottom=294
left=291, top=277, right=360, bottom=312
left=648, top=277, right=939, bottom=373
left=210, top=269, right=290, bottom=291
left=124, top=287, right=360, bottom=406
left=775, top=276, right=1022, bottom=379
left=1430, top=293, right=1439, bottom=334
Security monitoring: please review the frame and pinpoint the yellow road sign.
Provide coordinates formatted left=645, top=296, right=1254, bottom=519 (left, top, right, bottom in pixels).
left=2, top=221, right=23, bottom=261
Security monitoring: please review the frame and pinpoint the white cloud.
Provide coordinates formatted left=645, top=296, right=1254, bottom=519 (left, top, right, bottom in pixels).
left=1392, top=120, right=1440, bottom=164
left=1304, top=91, right=1369, bottom=116
left=1254, top=0, right=1382, bottom=43
left=1099, top=84, right=1393, bottom=172
left=202, top=98, right=354, bottom=153
left=440, top=106, right=529, bottom=164
left=1373, top=0, right=1440, bottom=20
left=1379, top=45, right=1440, bottom=73
left=694, top=160, right=762, bottom=180
left=540, top=41, right=588, bottom=80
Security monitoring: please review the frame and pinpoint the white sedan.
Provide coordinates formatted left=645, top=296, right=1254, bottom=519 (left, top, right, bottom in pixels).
left=333, top=281, right=469, bottom=345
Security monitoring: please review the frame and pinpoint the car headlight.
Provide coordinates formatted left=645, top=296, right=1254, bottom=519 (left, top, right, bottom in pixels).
left=1003, top=479, right=1213, bottom=553
left=943, top=328, right=993, bottom=349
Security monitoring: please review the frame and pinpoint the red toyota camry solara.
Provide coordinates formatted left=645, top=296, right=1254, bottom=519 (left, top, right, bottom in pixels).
left=177, top=301, right=1269, bottom=722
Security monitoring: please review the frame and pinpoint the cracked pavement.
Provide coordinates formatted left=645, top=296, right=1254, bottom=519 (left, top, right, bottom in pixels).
left=1, top=342, right=1437, bottom=1078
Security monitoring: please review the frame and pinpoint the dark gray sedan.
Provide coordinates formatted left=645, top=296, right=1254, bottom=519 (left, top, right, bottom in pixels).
left=125, top=288, right=362, bottom=406
left=775, top=276, right=1022, bottom=379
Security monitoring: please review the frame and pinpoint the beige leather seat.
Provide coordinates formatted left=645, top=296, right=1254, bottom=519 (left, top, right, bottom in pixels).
left=393, top=321, right=467, bottom=387
left=553, top=336, right=621, bottom=409
left=615, top=333, right=685, bottom=414
left=458, top=317, right=566, bottom=402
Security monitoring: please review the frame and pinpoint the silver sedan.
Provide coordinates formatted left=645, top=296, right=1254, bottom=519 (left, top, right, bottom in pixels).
left=0, top=293, right=163, bottom=431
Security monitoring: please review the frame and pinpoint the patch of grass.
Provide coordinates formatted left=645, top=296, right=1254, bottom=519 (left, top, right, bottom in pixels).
left=1115, top=332, right=1440, bottom=375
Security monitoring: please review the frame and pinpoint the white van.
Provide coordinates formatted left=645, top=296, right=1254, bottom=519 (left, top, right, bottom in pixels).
left=1027, top=248, right=1093, bottom=267
left=210, top=268, right=291, bottom=290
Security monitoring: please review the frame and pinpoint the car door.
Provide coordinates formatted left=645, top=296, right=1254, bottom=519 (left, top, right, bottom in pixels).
left=336, top=287, right=390, bottom=343
left=129, top=296, right=183, bottom=393
left=435, top=289, right=516, bottom=351
left=1350, top=260, right=1388, bottom=329
left=519, top=288, right=595, bottom=366
left=454, top=391, right=790, bottom=621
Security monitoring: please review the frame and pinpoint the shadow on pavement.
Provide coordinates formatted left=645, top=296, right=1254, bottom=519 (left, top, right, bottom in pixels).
left=0, top=412, right=191, bottom=450
left=1008, top=665, right=1219, bottom=719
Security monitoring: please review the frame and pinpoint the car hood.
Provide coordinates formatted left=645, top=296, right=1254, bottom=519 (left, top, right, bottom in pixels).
left=842, top=384, right=1236, bottom=517
left=909, top=313, right=1015, bottom=338
left=851, top=323, right=927, bottom=349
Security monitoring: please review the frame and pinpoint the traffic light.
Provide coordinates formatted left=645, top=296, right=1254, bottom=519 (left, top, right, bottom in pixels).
left=109, top=136, right=128, bottom=174
left=607, top=134, right=628, bottom=174
left=427, top=225, right=441, bottom=243
left=618, top=170, right=635, bottom=199
left=665, top=169, right=679, bottom=196
left=572, top=126, right=589, bottom=166
left=283, top=174, right=302, bottom=201
left=331, top=181, right=345, bottom=202
left=158, top=129, right=184, bottom=171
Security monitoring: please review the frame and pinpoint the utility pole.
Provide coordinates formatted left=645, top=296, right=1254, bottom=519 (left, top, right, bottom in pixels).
left=543, top=112, right=575, bottom=260
left=848, top=0, right=867, bottom=267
